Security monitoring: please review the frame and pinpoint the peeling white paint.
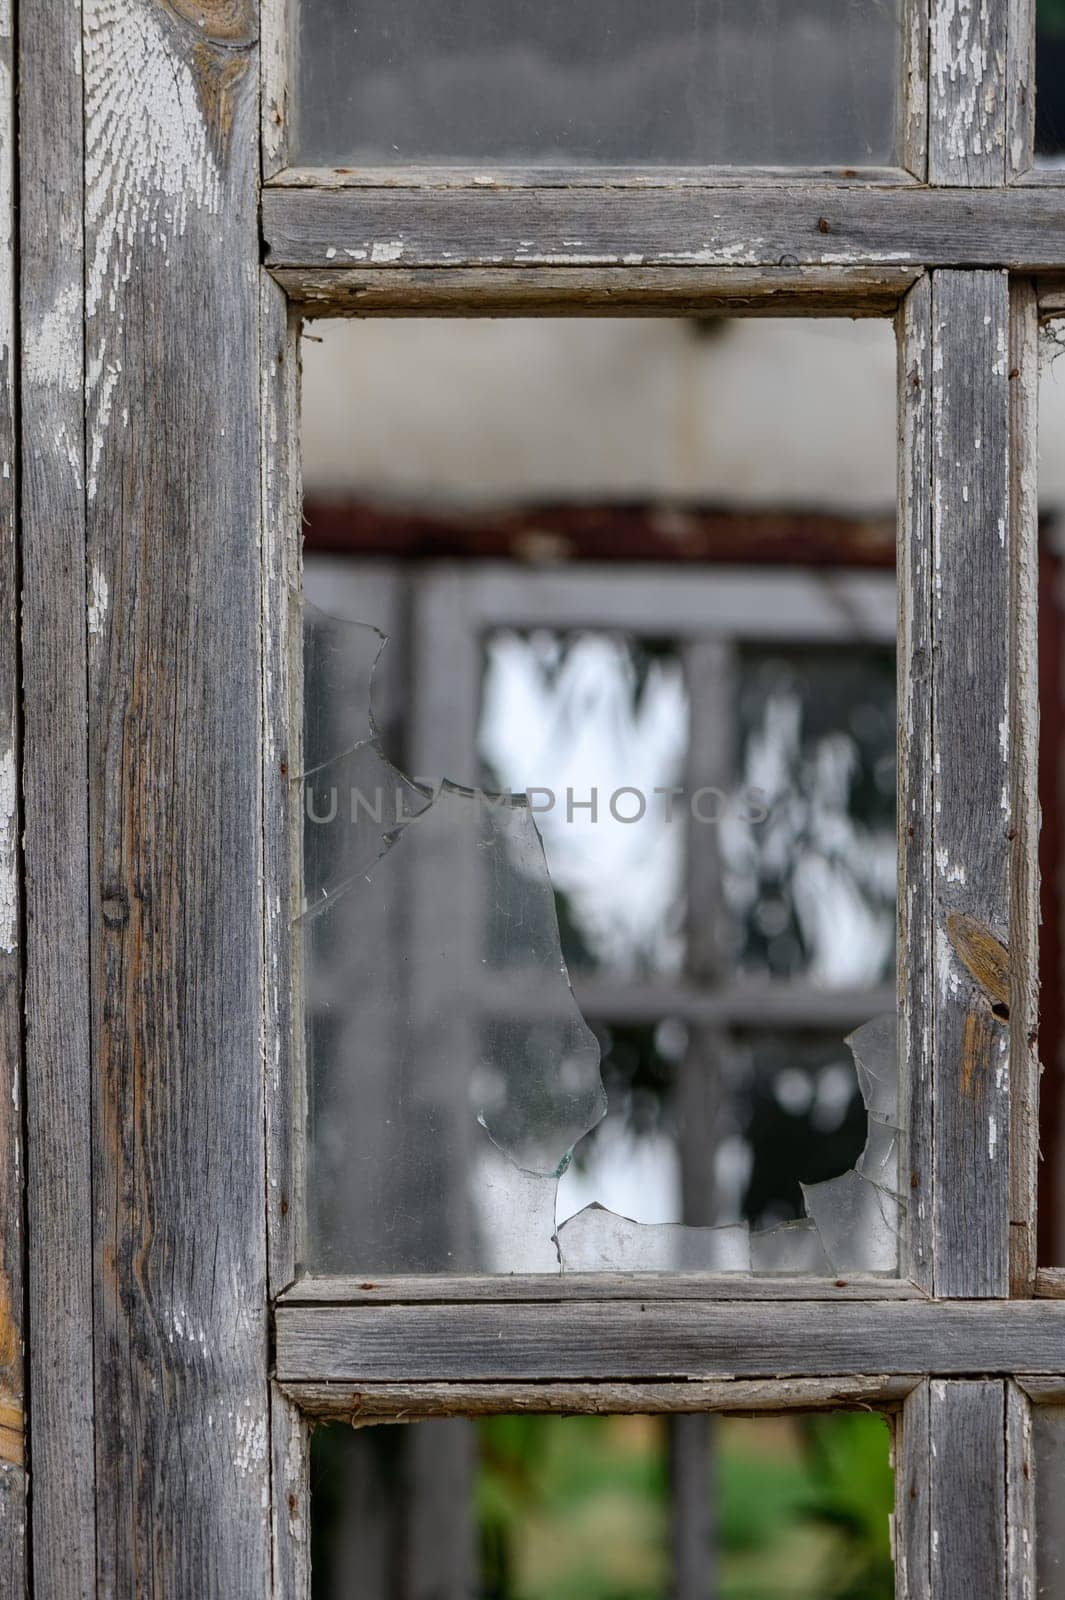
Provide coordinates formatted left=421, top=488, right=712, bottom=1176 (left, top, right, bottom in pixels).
left=88, top=563, right=109, bottom=640
left=25, top=284, right=81, bottom=392
left=370, top=240, right=404, bottom=263
left=0, top=745, right=16, bottom=954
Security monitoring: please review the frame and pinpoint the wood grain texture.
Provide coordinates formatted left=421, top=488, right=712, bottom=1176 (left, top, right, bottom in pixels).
left=903, top=0, right=931, bottom=179
left=19, top=0, right=96, bottom=1586
left=281, top=1274, right=926, bottom=1304
left=269, top=165, right=922, bottom=189
left=262, top=269, right=308, bottom=1600
left=279, top=264, right=919, bottom=318
left=930, top=272, right=1011, bottom=1297
left=899, top=278, right=935, bottom=1296
left=261, top=0, right=288, bottom=177
left=929, top=1382, right=1006, bottom=1600
left=282, top=1376, right=917, bottom=1422
left=1006, top=1382, right=1035, bottom=1600
left=1006, top=0, right=1036, bottom=180
left=82, top=0, right=272, bottom=1590
left=0, top=0, right=24, bottom=1580
left=929, top=0, right=1008, bottom=184
left=275, top=1300, right=1065, bottom=1384
left=263, top=185, right=1065, bottom=273
left=898, top=1382, right=932, bottom=1600
left=1007, top=280, right=1041, bottom=1295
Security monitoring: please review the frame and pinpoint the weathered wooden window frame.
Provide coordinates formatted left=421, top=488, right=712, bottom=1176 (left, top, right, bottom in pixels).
left=7, top=0, right=1065, bottom=1593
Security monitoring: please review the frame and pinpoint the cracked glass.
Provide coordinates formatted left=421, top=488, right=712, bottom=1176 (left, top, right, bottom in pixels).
left=294, top=0, right=903, bottom=168
left=299, top=315, right=900, bottom=1277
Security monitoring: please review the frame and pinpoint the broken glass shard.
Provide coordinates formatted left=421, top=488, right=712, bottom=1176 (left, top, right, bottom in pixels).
left=302, top=600, right=903, bottom=1277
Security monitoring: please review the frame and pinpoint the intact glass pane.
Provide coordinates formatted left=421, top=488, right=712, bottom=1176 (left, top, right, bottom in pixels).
left=294, top=0, right=903, bottom=168
left=299, top=317, right=900, bottom=1277
left=310, top=1412, right=896, bottom=1600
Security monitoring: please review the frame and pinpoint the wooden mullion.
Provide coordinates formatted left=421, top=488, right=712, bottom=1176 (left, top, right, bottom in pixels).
left=928, top=1381, right=1007, bottom=1600
left=0, top=0, right=24, bottom=1574
left=1006, top=0, right=1037, bottom=180
left=1008, top=279, right=1041, bottom=1295
left=1006, top=1381, right=1035, bottom=1599
left=263, top=186, right=1065, bottom=275
left=19, top=0, right=96, bottom=1587
left=930, top=271, right=1012, bottom=1298
left=275, top=1299, right=1065, bottom=1384
left=82, top=1, right=272, bottom=1591
left=903, top=0, right=931, bottom=180
left=900, top=276, right=935, bottom=1294
left=897, top=1381, right=932, bottom=1599
left=929, top=0, right=1009, bottom=185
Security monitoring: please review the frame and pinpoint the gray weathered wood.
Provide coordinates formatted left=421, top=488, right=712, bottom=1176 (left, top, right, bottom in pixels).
left=903, top=0, right=931, bottom=180
left=19, top=0, right=96, bottom=1584
left=282, top=265, right=919, bottom=317
left=0, top=0, right=23, bottom=1580
left=281, top=1273, right=926, bottom=1304
left=0, top=0, right=23, bottom=1577
left=261, top=0, right=288, bottom=178
left=269, top=165, right=922, bottom=189
left=1034, top=1268, right=1065, bottom=1298
left=898, top=1382, right=931, bottom=1600
left=264, top=186, right=1065, bottom=274
left=281, top=1375, right=917, bottom=1421
left=1007, top=0, right=1036, bottom=179
left=1008, top=280, right=1041, bottom=1295
left=930, top=272, right=1012, bottom=1297
left=929, top=0, right=1008, bottom=184
left=82, top=0, right=272, bottom=1590
left=262, top=277, right=309, bottom=1598
left=899, top=277, right=935, bottom=1295
left=275, top=1300, right=1065, bottom=1384
left=929, top=1381, right=1006, bottom=1600
left=1006, top=1382, right=1035, bottom=1600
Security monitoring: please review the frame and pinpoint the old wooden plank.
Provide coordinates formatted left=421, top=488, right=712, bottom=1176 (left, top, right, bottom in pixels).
left=268, top=165, right=922, bottom=189
left=280, top=1274, right=927, bottom=1304
left=1008, top=279, right=1041, bottom=1295
left=1006, top=1382, right=1035, bottom=1600
left=929, top=0, right=1008, bottom=184
left=263, top=185, right=1065, bottom=272
left=1033, top=1268, right=1065, bottom=1297
left=281, top=1376, right=918, bottom=1421
left=19, top=0, right=96, bottom=1583
left=903, top=0, right=931, bottom=180
left=929, top=1382, right=1006, bottom=1600
left=262, top=276, right=307, bottom=1599
left=275, top=1300, right=1065, bottom=1383
left=280, top=265, right=920, bottom=317
left=82, top=0, right=272, bottom=1590
left=899, top=277, right=935, bottom=1296
left=261, top=0, right=288, bottom=178
left=0, top=0, right=24, bottom=1580
left=930, top=271, right=1012, bottom=1298
left=898, top=1382, right=932, bottom=1600
left=1007, top=0, right=1036, bottom=180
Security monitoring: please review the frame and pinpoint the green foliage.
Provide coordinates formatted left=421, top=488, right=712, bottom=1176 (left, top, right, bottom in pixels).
left=1040, top=0, right=1065, bottom=37
left=473, top=1412, right=894, bottom=1600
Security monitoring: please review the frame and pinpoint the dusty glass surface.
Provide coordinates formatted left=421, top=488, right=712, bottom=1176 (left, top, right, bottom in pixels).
left=310, top=1412, right=895, bottom=1600
left=1035, top=1407, right=1065, bottom=1594
left=293, top=0, right=903, bottom=168
left=299, top=316, right=900, bottom=1277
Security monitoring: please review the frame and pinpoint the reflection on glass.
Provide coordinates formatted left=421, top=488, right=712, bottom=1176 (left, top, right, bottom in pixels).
left=480, top=632, right=689, bottom=978
left=294, top=0, right=902, bottom=168
left=311, top=1413, right=895, bottom=1600
left=302, top=602, right=901, bottom=1275
left=728, top=648, right=897, bottom=985
left=1037, top=0, right=1065, bottom=163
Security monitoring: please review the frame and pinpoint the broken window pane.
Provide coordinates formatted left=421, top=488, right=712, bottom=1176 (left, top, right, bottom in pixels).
left=294, top=0, right=903, bottom=168
left=300, top=317, right=900, bottom=1277
left=1037, top=0, right=1065, bottom=165
left=310, top=1412, right=895, bottom=1600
